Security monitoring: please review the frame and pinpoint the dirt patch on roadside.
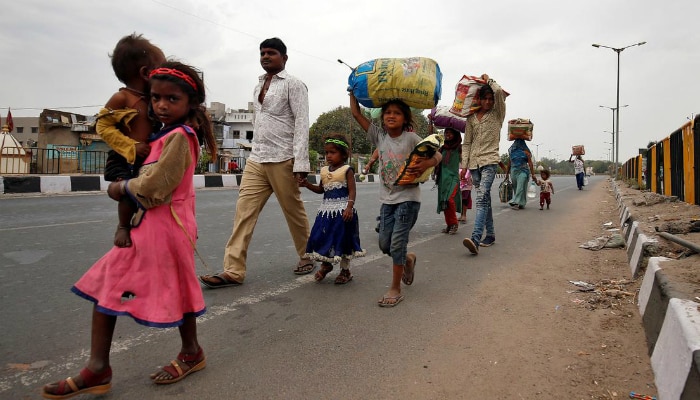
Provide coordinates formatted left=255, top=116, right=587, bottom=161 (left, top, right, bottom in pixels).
left=615, top=181, right=700, bottom=301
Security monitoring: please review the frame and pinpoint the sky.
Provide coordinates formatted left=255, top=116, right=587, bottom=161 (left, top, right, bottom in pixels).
left=2, top=0, right=699, bottom=163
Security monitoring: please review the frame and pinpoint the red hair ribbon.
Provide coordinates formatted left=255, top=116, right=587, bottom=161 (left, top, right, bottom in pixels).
left=149, top=68, right=198, bottom=90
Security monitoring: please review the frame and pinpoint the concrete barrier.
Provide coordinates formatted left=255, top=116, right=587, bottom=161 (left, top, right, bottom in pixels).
left=614, top=181, right=700, bottom=400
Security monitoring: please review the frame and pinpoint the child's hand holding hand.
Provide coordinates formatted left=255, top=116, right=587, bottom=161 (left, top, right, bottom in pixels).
left=342, top=200, right=355, bottom=221
left=342, top=207, right=353, bottom=221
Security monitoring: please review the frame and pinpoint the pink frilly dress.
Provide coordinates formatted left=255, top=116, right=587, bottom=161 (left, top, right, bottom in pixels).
left=72, top=124, right=205, bottom=328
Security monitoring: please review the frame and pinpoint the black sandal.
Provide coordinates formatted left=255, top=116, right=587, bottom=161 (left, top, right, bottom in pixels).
left=293, top=261, right=316, bottom=275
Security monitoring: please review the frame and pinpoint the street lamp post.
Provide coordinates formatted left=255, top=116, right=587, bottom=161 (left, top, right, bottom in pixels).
left=592, top=41, right=646, bottom=176
left=599, top=104, right=627, bottom=165
left=603, top=141, right=613, bottom=162
left=533, top=142, right=542, bottom=163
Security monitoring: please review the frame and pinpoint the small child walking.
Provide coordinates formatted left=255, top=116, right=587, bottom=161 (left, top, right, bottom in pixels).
left=458, top=167, right=473, bottom=223
left=298, top=133, right=365, bottom=284
left=96, top=33, right=166, bottom=248
left=534, top=169, right=554, bottom=210
left=350, top=93, right=441, bottom=307
left=41, top=61, right=217, bottom=399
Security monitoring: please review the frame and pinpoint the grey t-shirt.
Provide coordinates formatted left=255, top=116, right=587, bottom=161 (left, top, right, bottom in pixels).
left=367, top=123, right=422, bottom=204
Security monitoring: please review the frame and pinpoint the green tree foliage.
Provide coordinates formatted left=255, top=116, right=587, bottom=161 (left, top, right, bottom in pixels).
left=196, top=150, right=211, bottom=174
left=587, top=160, right=612, bottom=174
left=309, top=106, right=430, bottom=157
left=309, top=149, right=321, bottom=173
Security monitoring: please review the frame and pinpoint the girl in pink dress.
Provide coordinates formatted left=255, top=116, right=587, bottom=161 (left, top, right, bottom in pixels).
left=42, top=61, right=217, bottom=399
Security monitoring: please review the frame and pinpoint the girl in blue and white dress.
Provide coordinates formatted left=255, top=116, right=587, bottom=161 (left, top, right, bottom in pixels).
left=298, top=133, right=365, bottom=284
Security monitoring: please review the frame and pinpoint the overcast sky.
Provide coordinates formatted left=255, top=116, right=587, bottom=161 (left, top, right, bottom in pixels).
left=3, top=0, right=698, bottom=162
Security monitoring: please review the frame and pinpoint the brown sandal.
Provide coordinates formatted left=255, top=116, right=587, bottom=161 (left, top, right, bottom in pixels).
left=151, top=347, right=206, bottom=385
left=334, top=269, right=353, bottom=284
left=314, top=263, right=333, bottom=282
left=41, top=367, right=112, bottom=399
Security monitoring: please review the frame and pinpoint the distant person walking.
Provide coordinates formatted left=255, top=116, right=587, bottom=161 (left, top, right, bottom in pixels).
left=461, top=74, right=506, bottom=254
left=228, top=160, right=239, bottom=173
left=534, top=169, right=554, bottom=210
left=199, top=37, right=315, bottom=289
left=435, top=127, right=462, bottom=234
left=569, top=154, right=585, bottom=190
left=504, top=138, right=536, bottom=210
left=458, top=167, right=473, bottom=223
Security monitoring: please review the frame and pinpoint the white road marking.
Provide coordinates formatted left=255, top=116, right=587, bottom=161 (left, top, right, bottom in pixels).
left=0, top=220, right=104, bottom=232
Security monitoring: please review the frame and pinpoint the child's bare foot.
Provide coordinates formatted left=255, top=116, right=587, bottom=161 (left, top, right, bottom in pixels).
left=114, top=226, right=132, bottom=247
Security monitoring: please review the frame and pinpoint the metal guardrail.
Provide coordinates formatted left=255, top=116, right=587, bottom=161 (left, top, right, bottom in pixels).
left=0, top=147, right=108, bottom=175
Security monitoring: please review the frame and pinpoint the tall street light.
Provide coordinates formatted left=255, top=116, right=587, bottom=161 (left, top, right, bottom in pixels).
left=603, top=141, right=613, bottom=162
left=592, top=41, right=646, bottom=176
left=599, top=104, right=627, bottom=162
left=533, top=142, right=542, bottom=163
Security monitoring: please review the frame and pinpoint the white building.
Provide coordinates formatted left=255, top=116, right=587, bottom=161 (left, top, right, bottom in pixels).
left=208, top=102, right=255, bottom=172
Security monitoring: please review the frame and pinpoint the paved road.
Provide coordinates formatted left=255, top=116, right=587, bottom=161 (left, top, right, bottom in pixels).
left=0, top=175, right=600, bottom=399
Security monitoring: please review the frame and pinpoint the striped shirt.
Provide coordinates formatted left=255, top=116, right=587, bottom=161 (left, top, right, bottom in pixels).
left=461, top=79, right=506, bottom=169
left=249, top=70, right=310, bottom=172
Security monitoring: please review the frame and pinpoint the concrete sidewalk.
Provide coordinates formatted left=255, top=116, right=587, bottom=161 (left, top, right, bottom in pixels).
left=615, top=182, right=700, bottom=399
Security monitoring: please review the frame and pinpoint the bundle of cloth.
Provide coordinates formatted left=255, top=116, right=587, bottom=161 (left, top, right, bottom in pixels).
left=394, top=133, right=444, bottom=185
left=429, top=105, right=466, bottom=133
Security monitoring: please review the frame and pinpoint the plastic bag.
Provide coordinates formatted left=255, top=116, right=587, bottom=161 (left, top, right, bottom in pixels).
left=527, top=180, right=537, bottom=199
left=449, top=75, right=486, bottom=117
left=449, top=75, right=510, bottom=117
left=499, top=178, right=513, bottom=203
left=584, top=175, right=589, bottom=186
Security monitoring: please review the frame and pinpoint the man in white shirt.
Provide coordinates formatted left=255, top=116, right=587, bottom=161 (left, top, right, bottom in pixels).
left=199, top=37, right=314, bottom=288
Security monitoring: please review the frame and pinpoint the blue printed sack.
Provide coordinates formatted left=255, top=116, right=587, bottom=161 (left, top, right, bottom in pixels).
left=348, top=57, right=442, bottom=110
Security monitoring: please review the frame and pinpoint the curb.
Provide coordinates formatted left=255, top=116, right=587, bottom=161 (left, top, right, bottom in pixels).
left=614, top=181, right=700, bottom=399
left=1, top=173, right=380, bottom=195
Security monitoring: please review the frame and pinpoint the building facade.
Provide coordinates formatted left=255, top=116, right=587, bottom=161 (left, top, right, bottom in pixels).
left=208, top=102, right=254, bottom=172
left=5, top=116, right=40, bottom=146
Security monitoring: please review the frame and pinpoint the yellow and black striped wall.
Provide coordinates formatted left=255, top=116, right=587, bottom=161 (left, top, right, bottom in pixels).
left=621, top=115, right=698, bottom=206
